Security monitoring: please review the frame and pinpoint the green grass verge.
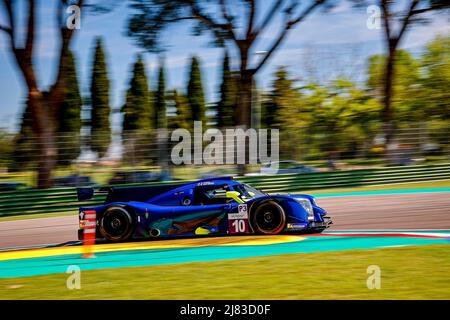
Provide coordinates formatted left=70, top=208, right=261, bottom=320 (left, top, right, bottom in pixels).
left=1, top=244, right=449, bottom=299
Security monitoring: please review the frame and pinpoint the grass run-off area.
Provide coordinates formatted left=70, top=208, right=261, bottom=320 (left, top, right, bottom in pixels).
left=1, top=244, right=449, bottom=299
left=0, top=179, right=449, bottom=222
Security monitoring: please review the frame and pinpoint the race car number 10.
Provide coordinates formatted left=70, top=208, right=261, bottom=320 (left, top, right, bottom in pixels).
left=228, top=204, right=249, bottom=234
left=231, top=219, right=246, bottom=233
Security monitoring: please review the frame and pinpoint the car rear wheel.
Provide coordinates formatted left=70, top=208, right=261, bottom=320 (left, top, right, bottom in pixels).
left=251, top=201, right=286, bottom=235
left=100, top=206, right=134, bottom=242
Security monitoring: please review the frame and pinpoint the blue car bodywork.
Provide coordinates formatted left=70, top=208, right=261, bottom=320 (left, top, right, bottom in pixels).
left=77, top=177, right=332, bottom=242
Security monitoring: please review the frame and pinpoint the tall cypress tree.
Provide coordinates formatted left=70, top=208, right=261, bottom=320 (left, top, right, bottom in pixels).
left=90, top=37, right=111, bottom=159
left=155, top=61, right=169, bottom=170
left=262, top=66, right=294, bottom=128
left=155, top=62, right=167, bottom=129
left=169, top=89, right=190, bottom=130
left=56, top=50, right=82, bottom=165
left=187, top=56, right=206, bottom=126
left=121, top=54, right=154, bottom=165
left=122, top=54, right=153, bottom=133
left=217, top=51, right=237, bottom=128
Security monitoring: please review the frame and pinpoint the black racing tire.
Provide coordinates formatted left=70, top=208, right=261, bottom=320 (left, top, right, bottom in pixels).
left=100, top=206, right=134, bottom=242
left=251, top=201, right=286, bottom=235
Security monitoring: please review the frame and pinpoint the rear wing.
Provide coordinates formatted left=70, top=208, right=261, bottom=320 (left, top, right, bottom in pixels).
left=76, top=187, right=110, bottom=201
left=77, top=187, right=95, bottom=201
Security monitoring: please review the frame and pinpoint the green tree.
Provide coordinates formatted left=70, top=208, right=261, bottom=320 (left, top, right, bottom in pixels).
left=187, top=57, right=206, bottom=126
left=296, top=79, right=380, bottom=160
left=317, top=79, right=380, bottom=157
left=0, top=130, right=14, bottom=170
left=126, top=0, right=330, bottom=175
left=122, top=54, right=155, bottom=165
left=90, top=37, right=111, bottom=159
left=122, top=54, right=153, bottom=133
left=262, top=66, right=300, bottom=128
left=420, top=34, right=450, bottom=152
left=0, top=0, right=84, bottom=187
left=353, top=0, right=450, bottom=151
left=367, top=50, right=421, bottom=124
left=56, top=51, right=82, bottom=165
left=168, top=90, right=191, bottom=130
left=261, top=67, right=307, bottom=159
left=127, top=0, right=329, bottom=133
left=155, top=62, right=167, bottom=129
left=11, top=100, right=38, bottom=171
left=251, top=78, right=262, bottom=129
left=421, top=34, right=450, bottom=121
left=217, top=51, right=237, bottom=128
left=155, top=62, right=170, bottom=170
left=262, top=66, right=381, bottom=160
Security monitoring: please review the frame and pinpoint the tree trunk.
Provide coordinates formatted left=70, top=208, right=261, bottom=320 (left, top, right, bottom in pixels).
left=383, top=46, right=396, bottom=164
left=36, top=127, right=57, bottom=188
left=236, top=70, right=253, bottom=176
left=236, top=70, right=253, bottom=128
left=2, top=0, right=79, bottom=188
left=28, top=93, right=57, bottom=188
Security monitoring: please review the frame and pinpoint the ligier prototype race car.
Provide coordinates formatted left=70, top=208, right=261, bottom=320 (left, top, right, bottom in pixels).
left=77, top=177, right=332, bottom=242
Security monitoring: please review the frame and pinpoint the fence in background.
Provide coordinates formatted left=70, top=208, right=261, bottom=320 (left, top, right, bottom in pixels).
left=2, top=124, right=450, bottom=186
left=0, top=163, right=449, bottom=217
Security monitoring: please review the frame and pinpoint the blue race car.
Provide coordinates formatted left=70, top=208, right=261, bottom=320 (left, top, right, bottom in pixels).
left=77, top=177, right=332, bottom=242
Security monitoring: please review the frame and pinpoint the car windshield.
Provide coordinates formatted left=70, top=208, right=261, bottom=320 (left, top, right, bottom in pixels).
left=233, top=183, right=266, bottom=201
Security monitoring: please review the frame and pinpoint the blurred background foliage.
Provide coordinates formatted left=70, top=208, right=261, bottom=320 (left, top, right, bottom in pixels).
left=0, top=1, right=449, bottom=187
left=1, top=34, right=448, bottom=183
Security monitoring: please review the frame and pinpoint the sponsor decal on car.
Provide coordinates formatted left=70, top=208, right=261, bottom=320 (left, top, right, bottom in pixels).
left=287, top=223, right=307, bottom=230
left=197, top=181, right=214, bottom=186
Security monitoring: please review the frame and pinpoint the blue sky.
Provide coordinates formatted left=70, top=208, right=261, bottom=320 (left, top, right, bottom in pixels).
left=0, top=0, right=448, bottom=133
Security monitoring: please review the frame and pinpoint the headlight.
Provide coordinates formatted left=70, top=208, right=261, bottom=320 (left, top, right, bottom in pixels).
left=295, top=198, right=315, bottom=221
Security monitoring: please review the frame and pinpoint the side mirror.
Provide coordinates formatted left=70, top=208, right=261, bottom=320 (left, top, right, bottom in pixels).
left=226, top=191, right=244, bottom=204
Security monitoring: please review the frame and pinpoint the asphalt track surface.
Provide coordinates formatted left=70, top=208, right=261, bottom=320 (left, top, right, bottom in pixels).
left=0, top=192, right=449, bottom=249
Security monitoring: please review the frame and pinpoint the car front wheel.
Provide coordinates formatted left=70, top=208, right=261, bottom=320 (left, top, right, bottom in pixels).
left=251, top=201, right=286, bottom=235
